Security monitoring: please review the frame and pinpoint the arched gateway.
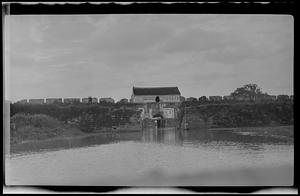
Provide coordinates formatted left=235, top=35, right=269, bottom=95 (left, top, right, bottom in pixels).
left=153, top=113, right=164, bottom=128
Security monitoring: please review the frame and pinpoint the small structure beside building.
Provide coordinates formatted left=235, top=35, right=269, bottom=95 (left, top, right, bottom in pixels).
left=16, top=99, right=28, bottom=104
left=46, top=98, right=63, bottom=104
left=82, top=97, right=98, bottom=104
left=119, top=98, right=129, bottom=104
left=28, top=99, right=44, bottom=104
left=180, top=96, right=186, bottom=102
left=209, top=96, right=222, bottom=102
left=223, top=95, right=234, bottom=101
left=233, top=95, right=251, bottom=101
left=63, top=98, right=80, bottom=104
left=186, top=97, right=197, bottom=102
left=257, top=94, right=276, bottom=101
left=277, top=94, right=290, bottom=101
left=199, top=96, right=208, bottom=102
left=99, top=97, right=115, bottom=104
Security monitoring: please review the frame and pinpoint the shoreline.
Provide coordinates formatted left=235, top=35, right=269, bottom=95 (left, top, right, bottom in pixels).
left=9, top=125, right=293, bottom=146
left=12, top=128, right=142, bottom=145
left=207, top=125, right=294, bottom=131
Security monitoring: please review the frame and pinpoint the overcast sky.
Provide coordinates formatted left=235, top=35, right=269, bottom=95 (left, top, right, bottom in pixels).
left=5, top=14, right=293, bottom=102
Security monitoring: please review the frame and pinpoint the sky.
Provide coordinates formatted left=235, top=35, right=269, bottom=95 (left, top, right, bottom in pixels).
left=5, top=14, right=293, bottom=102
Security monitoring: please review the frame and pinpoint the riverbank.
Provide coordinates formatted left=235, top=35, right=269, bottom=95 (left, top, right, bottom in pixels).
left=10, top=126, right=142, bottom=145
left=207, top=125, right=294, bottom=138
left=11, top=125, right=294, bottom=150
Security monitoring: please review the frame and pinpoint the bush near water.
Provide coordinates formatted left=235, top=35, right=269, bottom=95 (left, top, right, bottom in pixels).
left=180, top=102, right=293, bottom=129
left=11, top=100, right=293, bottom=130
left=10, top=104, right=142, bottom=142
left=10, top=113, right=68, bottom=144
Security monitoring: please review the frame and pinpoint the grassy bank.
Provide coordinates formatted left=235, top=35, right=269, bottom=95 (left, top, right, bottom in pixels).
left=181, top=102, right=293, bottom=129
left=208, top=125, right=294, bottom=138
left=10, top=113, right=142, bottom=144
left=10, top=113, right=85, bottom=144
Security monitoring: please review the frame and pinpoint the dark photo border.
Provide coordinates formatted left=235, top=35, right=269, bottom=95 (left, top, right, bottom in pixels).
left=2, top=1, right=296, bottom=194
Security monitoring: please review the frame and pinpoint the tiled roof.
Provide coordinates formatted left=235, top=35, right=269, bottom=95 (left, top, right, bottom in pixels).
left=133, top=86, right=181, bottom=95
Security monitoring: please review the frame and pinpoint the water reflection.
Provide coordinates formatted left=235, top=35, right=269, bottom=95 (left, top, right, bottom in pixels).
left=10, top=127, right=293, bottom=155
left=142, top=127, right=183, bottom=146
left=7, top=126, right=294, bottom=186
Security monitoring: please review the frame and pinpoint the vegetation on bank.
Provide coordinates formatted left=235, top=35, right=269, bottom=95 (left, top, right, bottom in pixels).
left=10, top=104, right=142, bottom=142
left=10, top=83, right=293, bottom=143
left=181, top=102, right=293, bottom=129
left=10, top=113, right=85, bottom=144
left=11, top=104, right=140, bottom=122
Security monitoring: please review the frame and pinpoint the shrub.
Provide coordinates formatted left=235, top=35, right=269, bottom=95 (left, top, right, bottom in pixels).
left=10, top=113, right=66, bottom=143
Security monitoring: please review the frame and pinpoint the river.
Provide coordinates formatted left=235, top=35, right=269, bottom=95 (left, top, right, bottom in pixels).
left=5, top=127, right=294, bottom=186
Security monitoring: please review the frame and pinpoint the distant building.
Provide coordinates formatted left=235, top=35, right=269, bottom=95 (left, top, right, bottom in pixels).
left=258, top=94, right=276, bottom=101
left=277, top=95, right=289, bottom=101
left=186, top=97, right=197, bottom=102
left=16, top=99, right=28, bottom=104
left=46, top=98, right=63, bottom=104
left=234, top=95, right=251, bottom=101
left=269, top=95, right=277, bottom=101
left=28, top=99, right=44, bottom=104
left=209, top=96, right=222, bottom=101
left=223, top=95, right=234, bottom=101
left=82, top=97, right=98, bottom=104
left=64, top=98, right=80, bottom=104
left=99, top=97, right=115, bottom=103
left=198, top=96, right=208, bottom=102
left=119, top=98, right=129, bottom=104
left=131, top=86, right=181, bottom=103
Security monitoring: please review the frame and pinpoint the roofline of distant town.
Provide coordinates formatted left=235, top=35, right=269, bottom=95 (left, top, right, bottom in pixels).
left=13, top=93, right=293, bottom=104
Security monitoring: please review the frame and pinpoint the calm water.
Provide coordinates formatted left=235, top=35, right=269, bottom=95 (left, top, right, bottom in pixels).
left=6, top=127, right=294, bottom=186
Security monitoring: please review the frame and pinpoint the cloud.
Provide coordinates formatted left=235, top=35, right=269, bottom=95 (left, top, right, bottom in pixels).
left=6, top=14, right=293, bottom=102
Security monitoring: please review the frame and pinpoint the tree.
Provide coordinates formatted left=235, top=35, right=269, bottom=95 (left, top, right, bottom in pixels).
left=78, top=112, right=95, bottom=133
left=231, top=84, right=263, bottom=100
left=199, top=96, right=208, bottom=102
left=88, top=96, right=92, bottom=104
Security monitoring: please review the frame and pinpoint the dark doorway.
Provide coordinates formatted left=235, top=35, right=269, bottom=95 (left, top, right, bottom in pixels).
left=155, top=96, right=160, bottom=103
left=153, top=113, right=164, bottom=128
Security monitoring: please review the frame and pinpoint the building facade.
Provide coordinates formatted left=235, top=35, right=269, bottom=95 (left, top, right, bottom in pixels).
left=209, top=96, right=222, bottom=101
left=186, top=97, right=197, bottom=102
left=16, top=99, right=28, bottom=104
left=46, top=98, right=63, bottom=104
left=28, top=99, right=44, bottom=104
left=119, top=98, right=129, bottom=104
left=223, top=95, right=234, bottom=101
left=99, top=97, right=115, bottom=103
left=82, top=97, right=98, bottom=104
left=64, top=98, right=80, bottom=104
left=131, top=87, right=181, bottom=103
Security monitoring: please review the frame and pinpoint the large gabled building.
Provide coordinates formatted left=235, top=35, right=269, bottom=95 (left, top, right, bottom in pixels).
left=131, top=86, right=181, bottom=103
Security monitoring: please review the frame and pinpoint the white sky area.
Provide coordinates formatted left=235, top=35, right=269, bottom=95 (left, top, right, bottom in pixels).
left=4, top=14, right=293, bottom=102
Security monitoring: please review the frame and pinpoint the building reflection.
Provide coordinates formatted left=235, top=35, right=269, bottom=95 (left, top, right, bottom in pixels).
left=140, top=127, right=286, bottom=151
left=141, top=127, right=183, bottom=146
